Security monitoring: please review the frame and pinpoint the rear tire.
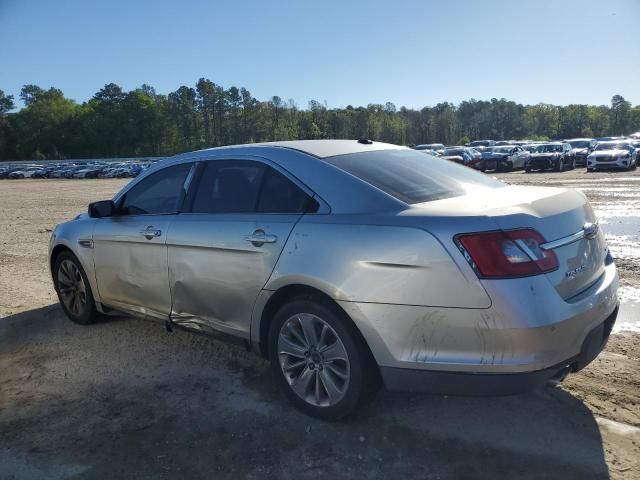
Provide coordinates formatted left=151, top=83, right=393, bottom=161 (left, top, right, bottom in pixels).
left=268, top=296, right=377, bottom=420
left=53, top=251, right=99, bottom=325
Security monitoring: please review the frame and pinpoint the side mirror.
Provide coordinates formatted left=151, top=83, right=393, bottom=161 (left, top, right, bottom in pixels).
left=88, top=200, right=115, bottom=218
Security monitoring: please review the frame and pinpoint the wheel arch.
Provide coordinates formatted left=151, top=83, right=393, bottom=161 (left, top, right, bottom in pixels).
left=50, top=243, right=74, bottom=280
left=254, top=284, right=378, bottom=371
left=50, top=241, right=102, bottom=310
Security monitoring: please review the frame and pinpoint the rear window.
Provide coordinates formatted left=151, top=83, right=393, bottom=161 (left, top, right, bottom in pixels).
left=322, top=149, right=505, bottom=204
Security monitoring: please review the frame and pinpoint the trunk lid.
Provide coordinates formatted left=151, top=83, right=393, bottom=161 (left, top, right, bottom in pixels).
left=413, top=185, right=607, bottom=300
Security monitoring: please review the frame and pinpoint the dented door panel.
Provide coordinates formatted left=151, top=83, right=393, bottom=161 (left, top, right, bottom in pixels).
left=92, top=215, right=174, bottom=319
left=167, top=213, right=301, bottom=336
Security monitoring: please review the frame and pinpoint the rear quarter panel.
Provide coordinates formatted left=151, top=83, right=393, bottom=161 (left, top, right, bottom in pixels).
left=265, top=215, right=491, bottom=309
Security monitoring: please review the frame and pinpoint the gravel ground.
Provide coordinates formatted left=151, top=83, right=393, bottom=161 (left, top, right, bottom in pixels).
left=0, top=171, right=639, bottom=479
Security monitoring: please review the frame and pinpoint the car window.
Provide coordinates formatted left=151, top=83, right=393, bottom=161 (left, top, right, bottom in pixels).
left=538, top=144, right=563, bottom=153
left=257, top=167, right=315, bottom=213
left=119, top=163, right=193, bottom=215
left=192, top=161, right=265, bottom=214
left=323, top=149, right=505, bottom=204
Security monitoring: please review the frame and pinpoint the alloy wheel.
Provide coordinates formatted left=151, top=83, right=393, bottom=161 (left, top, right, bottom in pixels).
left=57, top=259, right=87, bottom=316
left=278, top=313, right=351, bottom=407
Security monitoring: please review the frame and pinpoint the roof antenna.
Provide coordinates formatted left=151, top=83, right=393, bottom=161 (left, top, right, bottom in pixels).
left=358, top=138, right=373, bottom=145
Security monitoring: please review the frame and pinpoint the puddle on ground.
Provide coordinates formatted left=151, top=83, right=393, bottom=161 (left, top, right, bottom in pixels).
left=613, top=286, right=640, bottom=334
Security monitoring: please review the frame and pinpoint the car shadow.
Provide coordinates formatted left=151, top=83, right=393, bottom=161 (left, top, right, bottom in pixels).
left=0, top=305, right=610, bottom=479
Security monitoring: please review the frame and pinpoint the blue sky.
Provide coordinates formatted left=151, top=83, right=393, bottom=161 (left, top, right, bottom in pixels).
left=1, top=0, right=638, bottom=110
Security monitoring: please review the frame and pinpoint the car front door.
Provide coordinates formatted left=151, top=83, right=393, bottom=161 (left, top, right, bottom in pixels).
left=512, top=147, right=520, bottom=168
left=92, top=162, right=195, bottom=319
left=166, top=159, right=317, bottom=337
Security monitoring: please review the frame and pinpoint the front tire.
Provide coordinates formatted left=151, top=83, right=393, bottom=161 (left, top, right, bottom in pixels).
left=53, top=251, right=99, bottom=324
left=268, top=296, right=376, bottom=420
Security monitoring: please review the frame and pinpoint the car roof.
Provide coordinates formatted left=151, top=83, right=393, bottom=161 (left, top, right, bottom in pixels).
left=117, top=140, right=411, bottom=214
left=192, top=139, right=407, bottom=159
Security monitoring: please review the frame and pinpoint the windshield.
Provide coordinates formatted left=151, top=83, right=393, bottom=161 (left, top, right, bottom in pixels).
left=323, top=149, right=505, bottom=204
left=595, top=143, right=627, bottom=151
left=524, top=145, right=539, bottom=152
left=569, top=140, right=590, bottom=148
left=538, top=144, right=563, bottom=153
left=470, top=141, right=490, bottom=147
left=492, top=147, right=513, bottom=154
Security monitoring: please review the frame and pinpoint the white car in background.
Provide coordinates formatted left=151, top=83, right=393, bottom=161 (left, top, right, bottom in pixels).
left=587, top=141, right=637, bottom=171
left=8, top=166, right=44, bottom=178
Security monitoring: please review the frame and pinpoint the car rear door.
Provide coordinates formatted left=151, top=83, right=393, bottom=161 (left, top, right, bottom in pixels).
left=92, top=162, right=195, bottom=319
left=166, top=158, right=317, bottom=337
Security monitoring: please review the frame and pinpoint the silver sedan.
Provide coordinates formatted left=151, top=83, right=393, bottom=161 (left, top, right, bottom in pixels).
left=49, top=140, right=619, bottom=419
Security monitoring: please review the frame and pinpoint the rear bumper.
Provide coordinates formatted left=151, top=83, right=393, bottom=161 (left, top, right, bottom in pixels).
left=380, top=306, right=617, bottom=395
left=339, top=262, right=618, bottom=391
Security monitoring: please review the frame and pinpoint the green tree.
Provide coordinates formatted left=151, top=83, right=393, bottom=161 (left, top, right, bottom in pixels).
left=14, top=86, right=78, bottom=159
left=611, top=95, right=631, bottom=134
left=0, top=90, right=17, bottom=159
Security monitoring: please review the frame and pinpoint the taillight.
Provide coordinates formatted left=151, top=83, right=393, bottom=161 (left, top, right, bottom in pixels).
left=455, top=229, right=558, bottom=278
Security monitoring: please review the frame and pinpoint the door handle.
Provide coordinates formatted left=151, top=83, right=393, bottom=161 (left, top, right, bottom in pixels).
left=245, top=229, right=277, bottom=247
left=140, top=225, right=162, bottom=240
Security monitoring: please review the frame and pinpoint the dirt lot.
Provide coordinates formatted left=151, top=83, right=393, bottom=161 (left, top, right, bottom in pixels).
left=1, top=170, right=639, bottom=479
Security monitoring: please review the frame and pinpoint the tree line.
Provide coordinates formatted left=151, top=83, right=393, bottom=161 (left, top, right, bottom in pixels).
left=0, top=80, right=638, bottom=160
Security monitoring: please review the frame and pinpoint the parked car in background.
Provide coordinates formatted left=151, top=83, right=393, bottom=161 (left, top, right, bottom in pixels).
left=469, top=139, right=496, bottom=148
left=593, top=136, right=625, bottom=144
left=414, top=143, right=445, bottom=152
left=523, top=143, right=543, bottom=154
left=495, top=140, right=517, bottom=146
left=49, top=168, right=69, bottom=178
left=49, top=139, right=619, bottom=419
left=8, top=166, right=44, bottom=178
left=467, top=147, right=482, bottom=168
left=0, top=158, right=160, bottom=181
left=564, top=138, right=595, bottom=166
left=479, top=145, right=530, bottom=172
left=587, top=141, right=638, bottom=171
left=72, top=167, right=102, bottom=179
left=628, top=139, right=640, bottom=150
left=440, top=147, right=482, bottom=168
left=0, top=167, right=25, bottom=179
left=526, top=142, right=574, bottom=172
left=32, top=166, right=57, bottom=178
